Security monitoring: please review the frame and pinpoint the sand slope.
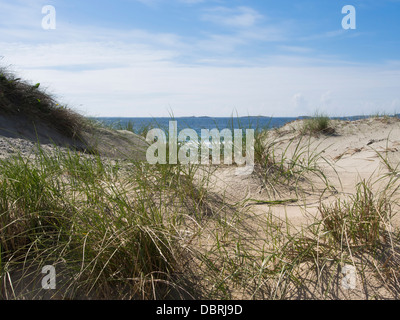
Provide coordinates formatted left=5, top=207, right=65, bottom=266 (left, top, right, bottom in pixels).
left=208, top=117, right=400, bottom=227
left=1, top=116, right=399, bottom=300
left=0, top=114, right=149, bottom=160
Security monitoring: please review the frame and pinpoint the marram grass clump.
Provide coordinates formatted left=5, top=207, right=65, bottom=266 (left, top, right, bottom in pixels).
left=0, top=146, right=204, bottom=299
left=320, top=180, right=394, bottom=250
left=0, top=68, right=85, bottom=140
left=301, top=112, right=334, bottom=136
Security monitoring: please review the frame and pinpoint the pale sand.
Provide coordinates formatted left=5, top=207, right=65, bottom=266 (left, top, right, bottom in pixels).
left=200, top=117, right=400, bottom=299
left=208, top=117, right=400, bottom=227
left=2, top=115, right=397, bottom=227
left=1, top=116, right=399, bottom=299
left=0, top=114, right=149, bottom=160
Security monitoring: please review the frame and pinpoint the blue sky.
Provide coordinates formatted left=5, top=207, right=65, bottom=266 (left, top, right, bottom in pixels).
left=0, top=0, right=399, bottom=117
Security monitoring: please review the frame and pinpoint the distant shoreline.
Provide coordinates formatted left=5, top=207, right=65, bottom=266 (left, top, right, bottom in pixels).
left=93, top=114, right=400, bottom=120
left=92, top=114, right=400, bottom=134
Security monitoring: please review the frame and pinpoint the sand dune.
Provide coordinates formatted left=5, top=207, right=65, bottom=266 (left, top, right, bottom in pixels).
left=1, top=115, right=399, bottom=300
left=208, top=117, right=400, bottom=227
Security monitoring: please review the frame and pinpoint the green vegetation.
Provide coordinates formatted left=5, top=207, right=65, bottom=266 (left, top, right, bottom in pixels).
left=320, top=180, right=393, bottom=250
left=0, top=133, right=397, bottom=299
left=254, top=127, right=331, bottom=198
left=0, top=146, right=215, bottom=299
left=301, top=112, right=334, bottom=136
left=0, top=68, right=86, bottom=140
left=0, top=69, right=399, bottom=299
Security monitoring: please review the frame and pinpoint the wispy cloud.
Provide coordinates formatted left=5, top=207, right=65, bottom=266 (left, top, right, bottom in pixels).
left=279, top=45, right=314, bottom=54
left=201, top=6, right=264, bottom=28
left=0, top=0, right=398, bottom=117
left=135, top=0, right=205, bottom=7
left=4, top=39, right=398, bottom=118
left=299, top=29, right=347, bottom=42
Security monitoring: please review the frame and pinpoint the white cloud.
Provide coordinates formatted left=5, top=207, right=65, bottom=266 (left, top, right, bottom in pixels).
left=292, top=93, right=309, bottom=114
left=0, top=1, right=399, bottom=118
left=299, top=29, right=347, bottom=42
left=320, top=91, right=333, bottom=108
left=135, top=0, right=205, bottom=6
left=201, top=6, right=264, bottom=28
left=279, top=45, right=313, bottom=54
left=3, top=40, right=399, bottom=118
left=391, top=99, right=400, bottom=111
left=179, top=0, right=205, bottom=3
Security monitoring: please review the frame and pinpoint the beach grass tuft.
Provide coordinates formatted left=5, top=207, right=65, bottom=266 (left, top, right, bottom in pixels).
left=0, top=68, right=86, bottom=140
left=301, top=112, right=335, bottom=136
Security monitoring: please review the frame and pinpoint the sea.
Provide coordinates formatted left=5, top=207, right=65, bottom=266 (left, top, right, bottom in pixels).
left=94, top=115, right=383, bottom=135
